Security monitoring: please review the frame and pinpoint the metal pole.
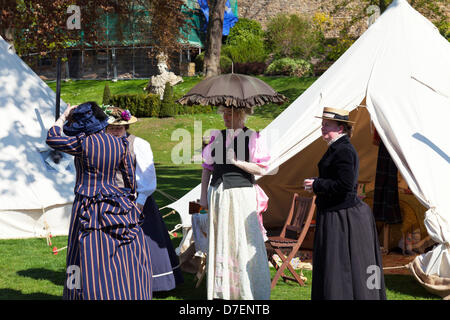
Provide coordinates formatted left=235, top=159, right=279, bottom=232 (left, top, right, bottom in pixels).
left=112, top=48, right=117, bottom=82
left=55, top=56, right=62, bottom=120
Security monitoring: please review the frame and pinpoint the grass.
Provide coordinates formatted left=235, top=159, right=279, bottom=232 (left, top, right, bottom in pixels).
left=0, top=235, right=438, bottom=300
left=0, top=77, right=441, bottom=300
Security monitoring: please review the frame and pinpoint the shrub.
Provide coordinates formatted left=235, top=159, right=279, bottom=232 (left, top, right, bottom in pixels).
left=265, top=13, right=324, bottom=60
left=326, top=38, right=354, bottom=61
left=265, top=58, right=313, bottom=77
left=227, top=18, right=265, bottom=40
left=222, top=33, right=267, bottom=64
left=232, top=62, right=266, bottom=75
left=194, top=52, right=234, bottom=74
left=219, top=55, right=233, bottom=73
left=109, top=91, right=215, bottom=117
left=109, top=93, right=160, bottom=118
left=102, top=83, right=111, bottom=105
left=223, top=19, right=267, bottom=64
left=159, top=83, right=176, bottom=118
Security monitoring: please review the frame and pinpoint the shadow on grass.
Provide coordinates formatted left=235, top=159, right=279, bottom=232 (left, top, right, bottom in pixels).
left=16, top=268, right=65, bottom=287
left=153, top=165, right=202, bottom=231
left=153, top=272, right=207, bottom=300
left=0, top=289, right=60, bottom=300
left=384, top=274, right=440, bottom=300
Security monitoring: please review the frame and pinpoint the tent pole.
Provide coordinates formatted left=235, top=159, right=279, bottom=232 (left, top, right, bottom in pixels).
left=55, top=56, right=62, bottom=121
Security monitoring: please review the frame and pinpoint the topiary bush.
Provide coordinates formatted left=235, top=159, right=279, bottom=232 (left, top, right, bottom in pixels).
left=265, top=58, right=313, bottom=77
left=159, top=82, right=176, bottom=118
left=102, top=83, right=112, bottom=105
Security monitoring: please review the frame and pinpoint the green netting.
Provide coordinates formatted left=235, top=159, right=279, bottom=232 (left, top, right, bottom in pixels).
left=71, top=0, right=239, bottom=49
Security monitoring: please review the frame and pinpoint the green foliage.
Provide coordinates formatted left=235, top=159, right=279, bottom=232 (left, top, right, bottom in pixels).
left=159, top=83, right=176, bottom=118
left=102, top=83, right=112, bottom=105
left=194, top=52, right=234, bottom=74
left=222, top=33, right=267, bottom=64
left=227, top=18, right=265, bottom=40
left=265, top=58, right=313, bottom=77
left=223, top=18, right=267, bottom=64
left=326, top=38, right=355, bottom=61
left=109, top=93, right=161, bottom=118
left=219, top=55, right=233, bottom=73
left=265, top=13, right=325, bottom=60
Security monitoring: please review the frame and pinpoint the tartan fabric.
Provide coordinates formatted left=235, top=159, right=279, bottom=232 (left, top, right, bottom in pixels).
left=373, top=141, right=402, bottom=224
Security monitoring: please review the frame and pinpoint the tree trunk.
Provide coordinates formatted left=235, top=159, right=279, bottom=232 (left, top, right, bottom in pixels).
left=203, top=0, right=227, bottom=78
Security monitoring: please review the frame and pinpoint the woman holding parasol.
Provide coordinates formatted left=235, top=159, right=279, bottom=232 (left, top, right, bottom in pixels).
left=178, top=74, right=286, bottom=300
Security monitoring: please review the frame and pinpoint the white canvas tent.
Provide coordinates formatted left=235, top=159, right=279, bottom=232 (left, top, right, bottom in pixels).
left=0, top=36, right=74, bottom=239
left=167, top=0, right=450, bottom=297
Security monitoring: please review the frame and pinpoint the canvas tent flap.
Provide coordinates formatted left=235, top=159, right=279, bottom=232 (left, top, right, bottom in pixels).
left=363, top=0, right=450, bottom=280
left=0, top=36, right=74, bottom=238
left=0, top=205, right=72, bottom=239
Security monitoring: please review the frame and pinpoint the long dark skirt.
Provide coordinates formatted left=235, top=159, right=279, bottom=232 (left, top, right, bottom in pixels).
left=64, top=193, right=153, bottom=300
left=312, top=200, right=386, bottom=300
left=141, top=195, right=184, bottom=292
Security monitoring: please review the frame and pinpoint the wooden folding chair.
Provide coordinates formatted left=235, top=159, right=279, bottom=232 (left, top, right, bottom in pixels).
left=266, top=193, right=316, bottom=289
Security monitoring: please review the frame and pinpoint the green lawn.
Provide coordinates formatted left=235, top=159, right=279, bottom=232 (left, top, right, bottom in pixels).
left=0, top=235, right=438, bottom=300
left=0, top=77, right=440, bottom=300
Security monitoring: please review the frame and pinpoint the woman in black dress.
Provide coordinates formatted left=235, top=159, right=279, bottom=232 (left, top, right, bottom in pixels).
left=304, top=107, right=386, bottom=300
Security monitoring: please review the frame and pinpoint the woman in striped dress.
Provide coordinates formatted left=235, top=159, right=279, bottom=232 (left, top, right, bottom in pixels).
left=46, top=102, right=153, bottom=300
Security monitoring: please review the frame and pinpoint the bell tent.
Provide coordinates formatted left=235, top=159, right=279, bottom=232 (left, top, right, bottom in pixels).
left=0, top=36, right=73, bottom=239
left=167, top=0, right=450, bottom=298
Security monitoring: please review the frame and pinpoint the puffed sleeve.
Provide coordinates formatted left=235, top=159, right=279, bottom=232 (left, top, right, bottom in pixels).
left=46, top=125, right=84, bottom=156
left=118, top=137, right=136, bottom=195
left=201, top=129, right=221, bottom=171
left=249, top=131, right=270, bottom=167
left=134, top=137, right=157, bottom=206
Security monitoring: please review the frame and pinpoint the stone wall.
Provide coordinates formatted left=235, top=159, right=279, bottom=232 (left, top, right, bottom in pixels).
left=237, top=0, right=367, bottom=37
left=237, top=0, right=449, bottom=38
left=238, top=0, right=328, bottom=29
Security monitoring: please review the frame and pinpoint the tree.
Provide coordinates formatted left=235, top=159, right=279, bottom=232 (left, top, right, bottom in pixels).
left=203, top=0, right=227, bottom=78
left=0, top=0, right=191, bottom=58
left=134, top=0, right=193, bottom=65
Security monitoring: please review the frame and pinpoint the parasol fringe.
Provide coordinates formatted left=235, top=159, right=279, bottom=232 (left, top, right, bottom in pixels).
left=176, top=93, right=287, bottom=108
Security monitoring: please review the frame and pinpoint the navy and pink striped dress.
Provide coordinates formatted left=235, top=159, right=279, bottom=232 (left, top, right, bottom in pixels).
left=46, top=126, right=153, bottom=300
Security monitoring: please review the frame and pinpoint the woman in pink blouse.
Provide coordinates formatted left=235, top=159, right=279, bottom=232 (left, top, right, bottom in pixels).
left=199, top=106, right=271, bottom=300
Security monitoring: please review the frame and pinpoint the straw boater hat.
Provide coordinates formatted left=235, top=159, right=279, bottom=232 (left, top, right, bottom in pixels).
left=103, top=106, right=138, bottom=126
left=315, top=107, right=355, bottom=124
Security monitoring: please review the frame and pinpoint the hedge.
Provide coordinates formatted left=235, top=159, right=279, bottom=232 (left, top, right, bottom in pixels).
left=109, top=93, right=161, bottom=118
left=110, top=93, right=216, bottom=118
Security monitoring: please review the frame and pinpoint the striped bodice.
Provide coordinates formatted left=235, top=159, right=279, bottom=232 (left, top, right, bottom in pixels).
left=46, top=126, right=136, bottom=197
